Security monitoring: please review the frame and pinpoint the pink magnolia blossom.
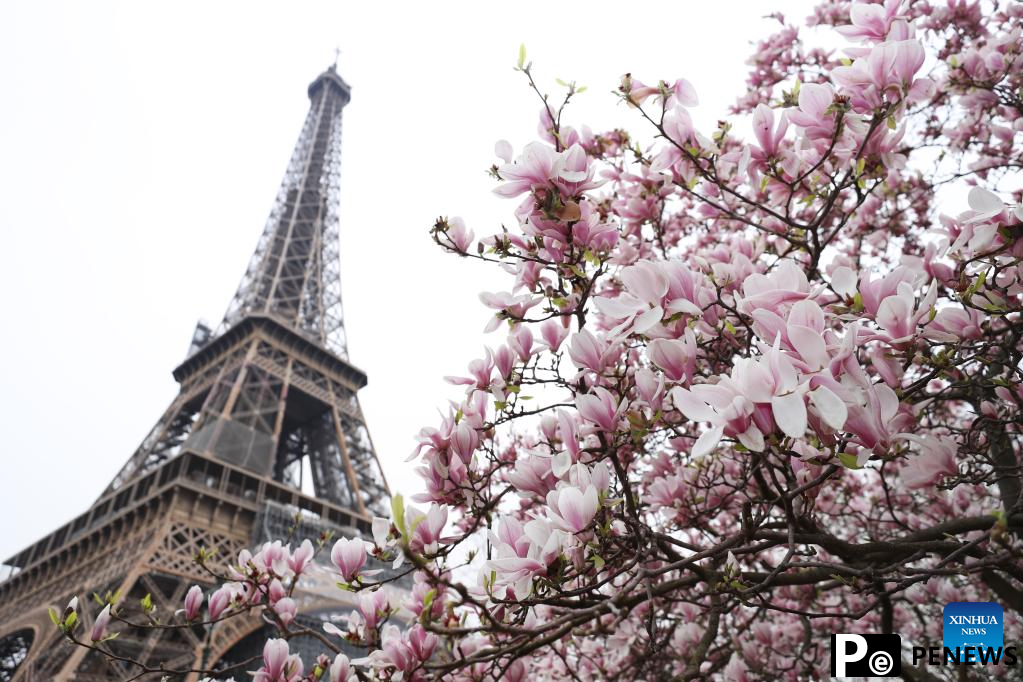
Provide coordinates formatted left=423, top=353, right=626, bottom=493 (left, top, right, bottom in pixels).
left=90, top=604, right=112, bottom=642
left=832, top=39, right=933, bottom=110
left=183, top=585, right=203, bottom=622
left=329, top=653, right=353, bottom=682
left=508, top=451, right=559, bottom=498
left=924, top=306, right=983, bottom=342
left=751, top=103, right=789, bottom=158
left=272, top=597, right=297, bottom=626
left=575, top=387, right=624, bottom=432
left=253, top=638, right=303, bottom=682
left=356, top=590, right=392, bottom=631
left=843, top=380, right=901, bottom=453
left=331, top=537, right=368, bottom=583
left=489, top=518, right=566, bottom=597
left=546, top=484, right=600, bottom=533
left=408, top=503, right=448, bottom=554
left=208, top=584, right=233, bottom=621
left=737, top=260, right=810, bottom=316
left=648, top=330, right=697, bottom=382
left=539, top=318, right=570, bottom=351
left=594, top=260, right=669, bottom=335
left=439, top=216, right=475, bottom=253
left=268, top=578, right=286, bottom=605
left=874, top=281, right=936, bottom=346
left=494, top=142, right=557, bottom=198
left=787, top=83, right=839, bottom=146
left=287, top=539, right=315, bottom=576
left=567, top=328, right=613, bottom=375
left=900, top=435, right=959, bottom=489
left=836, top=0, right=905, bottom=42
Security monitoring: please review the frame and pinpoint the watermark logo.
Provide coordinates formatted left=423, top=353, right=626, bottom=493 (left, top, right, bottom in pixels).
left=942, top=602, right=1003, bottom=664
left=830, top=634, right=901, bottom=677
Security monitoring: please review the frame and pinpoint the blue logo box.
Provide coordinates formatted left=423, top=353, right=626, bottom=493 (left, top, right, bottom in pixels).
left=943, top=602, right=1003, bottom=661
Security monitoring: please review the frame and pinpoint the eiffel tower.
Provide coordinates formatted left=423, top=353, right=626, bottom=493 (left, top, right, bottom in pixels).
left=0, top=63, right=392, bottom=681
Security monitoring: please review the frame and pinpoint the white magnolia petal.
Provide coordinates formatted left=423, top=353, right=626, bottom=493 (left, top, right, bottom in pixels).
left=324, top=623, right=346, bottom=637
left=666, top=298, right=704, bottom=316
left=771, top=392, right=808, bottom=439
left=632, top=306, right=665, bottom=334
left=967, top=186, right=1004, bottom=217
left=737, top=425, right=765, bottom=452
left=692, top=425, right=724, bottom=458
left=831, top=266, right=857, bottom=298
left=551, top=451, right=572, bottom=478
left=788, top=325, right=829, bottom=371
left=670, top=387, right=716, bottom=422
left=592, top=294, right=644, bottom=320
left=876, top=383, right=900, bottom=421
left=809, top=385, right=848, bottom=430
left=495, top=140, right=513, bottom=163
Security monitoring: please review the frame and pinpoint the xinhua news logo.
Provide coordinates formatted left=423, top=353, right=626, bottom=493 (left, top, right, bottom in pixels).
left=830, top=634, right=901, bottom=677
left=943, top=602, right=1002, bottom=662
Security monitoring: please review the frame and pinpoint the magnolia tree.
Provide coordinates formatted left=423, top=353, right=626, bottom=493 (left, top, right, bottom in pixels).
left=53, top=0, right=1023, bottom=679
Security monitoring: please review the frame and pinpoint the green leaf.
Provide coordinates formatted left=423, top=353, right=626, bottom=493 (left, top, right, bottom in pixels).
left=838, top=452, right=862, bottom=470
left=49, top=608, right=60, bottom=626
left=64, top=611, right=78, bottom=630
left=140, top=593, right=153, bottom=612
left=887, top=115, right=897, bottom=130
left=517, top=43, right=526, bottom=69
left=391, top=493, right=406, bottom=538
left=421, top=589, right=436, bottom=620
left=591, top=554, right=605, bottom=570
left=964, top=270, right=986, bottom=301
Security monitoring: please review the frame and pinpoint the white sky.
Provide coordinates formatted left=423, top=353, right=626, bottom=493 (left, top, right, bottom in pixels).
left=0, top=0, right=821, bottom=560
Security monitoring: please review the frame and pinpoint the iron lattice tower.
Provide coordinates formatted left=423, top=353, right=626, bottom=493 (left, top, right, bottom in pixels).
left=0, top=65, right=394, bottom=681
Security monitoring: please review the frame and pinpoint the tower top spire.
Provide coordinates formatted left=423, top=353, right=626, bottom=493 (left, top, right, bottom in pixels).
left=221, top=63, right=351, bottom=356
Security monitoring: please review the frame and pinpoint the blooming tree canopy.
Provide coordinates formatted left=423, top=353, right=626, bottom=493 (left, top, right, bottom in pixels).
left=53, top=0, right=1023, bottom=679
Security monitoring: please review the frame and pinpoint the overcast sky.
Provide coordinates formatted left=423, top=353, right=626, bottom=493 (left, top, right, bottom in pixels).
left=0, top=1, right=827, bottom=561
